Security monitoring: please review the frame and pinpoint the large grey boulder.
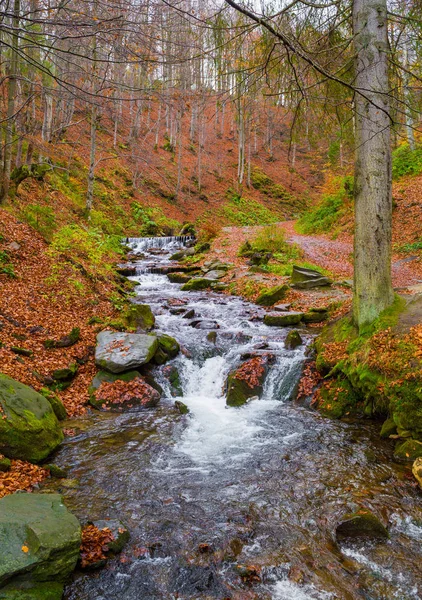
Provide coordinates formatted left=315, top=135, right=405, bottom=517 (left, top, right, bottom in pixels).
left=0, top=374, right=63, bottom=463
left=95, top=331, right=158, bottom=374
left=291, top=265, right=332, bottom=289
left=0, top=493, right=81, bottom=592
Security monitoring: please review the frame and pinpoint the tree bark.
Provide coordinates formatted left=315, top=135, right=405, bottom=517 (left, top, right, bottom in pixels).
left=0, top=0, right=20, bottom=203
left=352, top=0, right=394, bottom=329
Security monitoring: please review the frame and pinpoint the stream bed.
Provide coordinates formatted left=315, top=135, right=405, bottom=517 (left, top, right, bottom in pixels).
left=51, top=237, right=421, bottom=599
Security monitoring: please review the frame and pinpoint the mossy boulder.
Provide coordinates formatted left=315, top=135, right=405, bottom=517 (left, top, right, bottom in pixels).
left=226, top=356, right=271, bottom=407
left=412, top=457, right=422, bottom=489
left=157, top=334, right=180, bottom=360
left=124, top=304, right=155, bottom=331
left=44, top=327, right=80, bottom=350
left=51, top=363, right=78, bottom=382
left=89, top=370, right=160, bottom=410
left=39, top=389, right=67, bottom=421
left=284, top=330, right=303, bottom=350
left=167, top=273, right=191, bottom=284
left=0, top=493, right=81, bottom=588
left=394, top=439, right=422, bottom=462
left=0, top=456, right=11, bottom=472
left=317, top=378, right=360, bottom=419
left=181, top=278, right=214, bottom=291
left=95, top=331, right=158, bottom=373
left=380, top=417, right=397, bottom=439
left=302, top=308, right=329, bottom=323
left=0, top=581, right=64, bottom=599
left=335, top=510, right=388, bottom=541
left=0, top=374, right=63, bottom=462
left=163, top=366, right=183, bottom=397
left=256, top=284, right=289, bottom=307
left=264, top=312, right=303, bottom=327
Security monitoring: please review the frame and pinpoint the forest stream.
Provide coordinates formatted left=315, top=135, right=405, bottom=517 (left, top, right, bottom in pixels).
left=45, top=237, right=422, bottom=600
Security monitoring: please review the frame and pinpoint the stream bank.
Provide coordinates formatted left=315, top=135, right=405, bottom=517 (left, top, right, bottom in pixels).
left=41, top=236, right=422, bottom=600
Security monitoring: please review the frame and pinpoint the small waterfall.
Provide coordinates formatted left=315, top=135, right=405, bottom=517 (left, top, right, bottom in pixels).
left=124, top=235, right=195, bottom=253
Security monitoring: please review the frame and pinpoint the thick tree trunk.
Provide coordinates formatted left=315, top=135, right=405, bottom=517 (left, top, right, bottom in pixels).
left=352, top=0, right=394, bottom=329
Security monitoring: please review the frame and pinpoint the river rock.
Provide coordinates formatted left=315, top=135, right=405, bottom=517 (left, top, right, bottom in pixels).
left=394, top=439, right=422, bottom=462
left=175, top=400, right=189, bottom=414
left=95, top=331, right=158, bottom=374
left=181, top=278, right=214, bottom=291
left=0, top=493, right=81, bottom=591
left=412, top=457, right=422, bottom=488
left=167, top=272, right=191, bottom=284
left=190, top=320, right=220, bottom=330
left=226, top=355, right=272, bottom=407
left=291, top=265, right=332, bottom=289
left=264, top=312, right=304, bottom=327
left=124, top=303, right=155, bottom=331
left=256, top=284, right=290, bottom=306
left=204, top=270, right=226, bottom=280
left=39, top=389, right=67, bottom=421
left=89, top=374, right=160, bottom=411
left=380, top=417, right=397, bottom=438
left=91, top=520, right=130, bottom=554
left=0, top=374, right=63, bottom=462
left=116, top=265, right=137, bottom=277
left=302, top=308, right=329, bottom=323
left=284, top=330, right=303, bottom=349
left=163, top=366, right=183, bottom=397
left=336, top=510, right=388, bottom=542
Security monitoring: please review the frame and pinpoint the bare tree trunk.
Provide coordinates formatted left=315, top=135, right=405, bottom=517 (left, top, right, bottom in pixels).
left=0, top=0, right=20, bottom=203
left=86, top=105, right=97, bottom=215
left=403, top=31, right=415, bottom=150
left=353, top=0, right=394, bottom=329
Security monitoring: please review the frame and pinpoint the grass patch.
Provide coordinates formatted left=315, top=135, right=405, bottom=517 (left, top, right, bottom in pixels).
left=297, top=176, right=353, bottom=234
left=221, top=191, right=280, bottom=226
left=132, top=203, right=181, bottom=236
left=392, top=144, right=422, bottom=179
left=21, top=204, right=57, bottom=241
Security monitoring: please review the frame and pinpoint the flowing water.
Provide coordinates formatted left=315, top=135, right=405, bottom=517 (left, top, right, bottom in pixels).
left=52, top=237, right=421, bottom=600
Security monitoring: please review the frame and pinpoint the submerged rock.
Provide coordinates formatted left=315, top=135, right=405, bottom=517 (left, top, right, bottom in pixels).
left=0, top=374, right=63, bottom=462
left=163, top=366, right=183, bottom=397
left=0, top=493, right=81, bottom=590
left=95, top=331, right=158, bottom=374
left=335, top=510, right=389, bottom=541
left=256, top=284, right=289, bottom=306
left=175, top=400, right=189, bottom=414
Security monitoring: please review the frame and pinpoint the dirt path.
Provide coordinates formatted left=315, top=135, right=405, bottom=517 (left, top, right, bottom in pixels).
left=280, top=221, right=421, bottom=290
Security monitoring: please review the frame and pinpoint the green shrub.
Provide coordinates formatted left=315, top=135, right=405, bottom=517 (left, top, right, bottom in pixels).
left=297, top=176, right=353, bottom=234
left=50, top=225, right=123, bottom=273
left=250, top=167, right=293, bottom=201
left=0, top=250, right=16, bottom=277
left=250, top=224, right=288, bottom=253
left=392, top=144, right=422, bottom=179
left=221, top=191, right=279, bottom=226
left=22, top=204, right=56, bottom=241
left=132, top=203, right=180, bottom=235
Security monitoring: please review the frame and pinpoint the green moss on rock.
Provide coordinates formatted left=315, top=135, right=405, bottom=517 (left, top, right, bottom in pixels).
left=264, top=312, right=303, bottom=327
left=0, top=581, right=64, bottom=599
left=181, top=278, right=213, bottom=291
left=256, top=284, right=289, bottom=306
left=0, top=374, right=63, bottom=462
left=394, top=439, right=422, bottom=462
left=39, top=389, right=67, bottom=421
left=124, top=304, right=155, bottom=331
left=336, top=510, right=388, bottom=541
